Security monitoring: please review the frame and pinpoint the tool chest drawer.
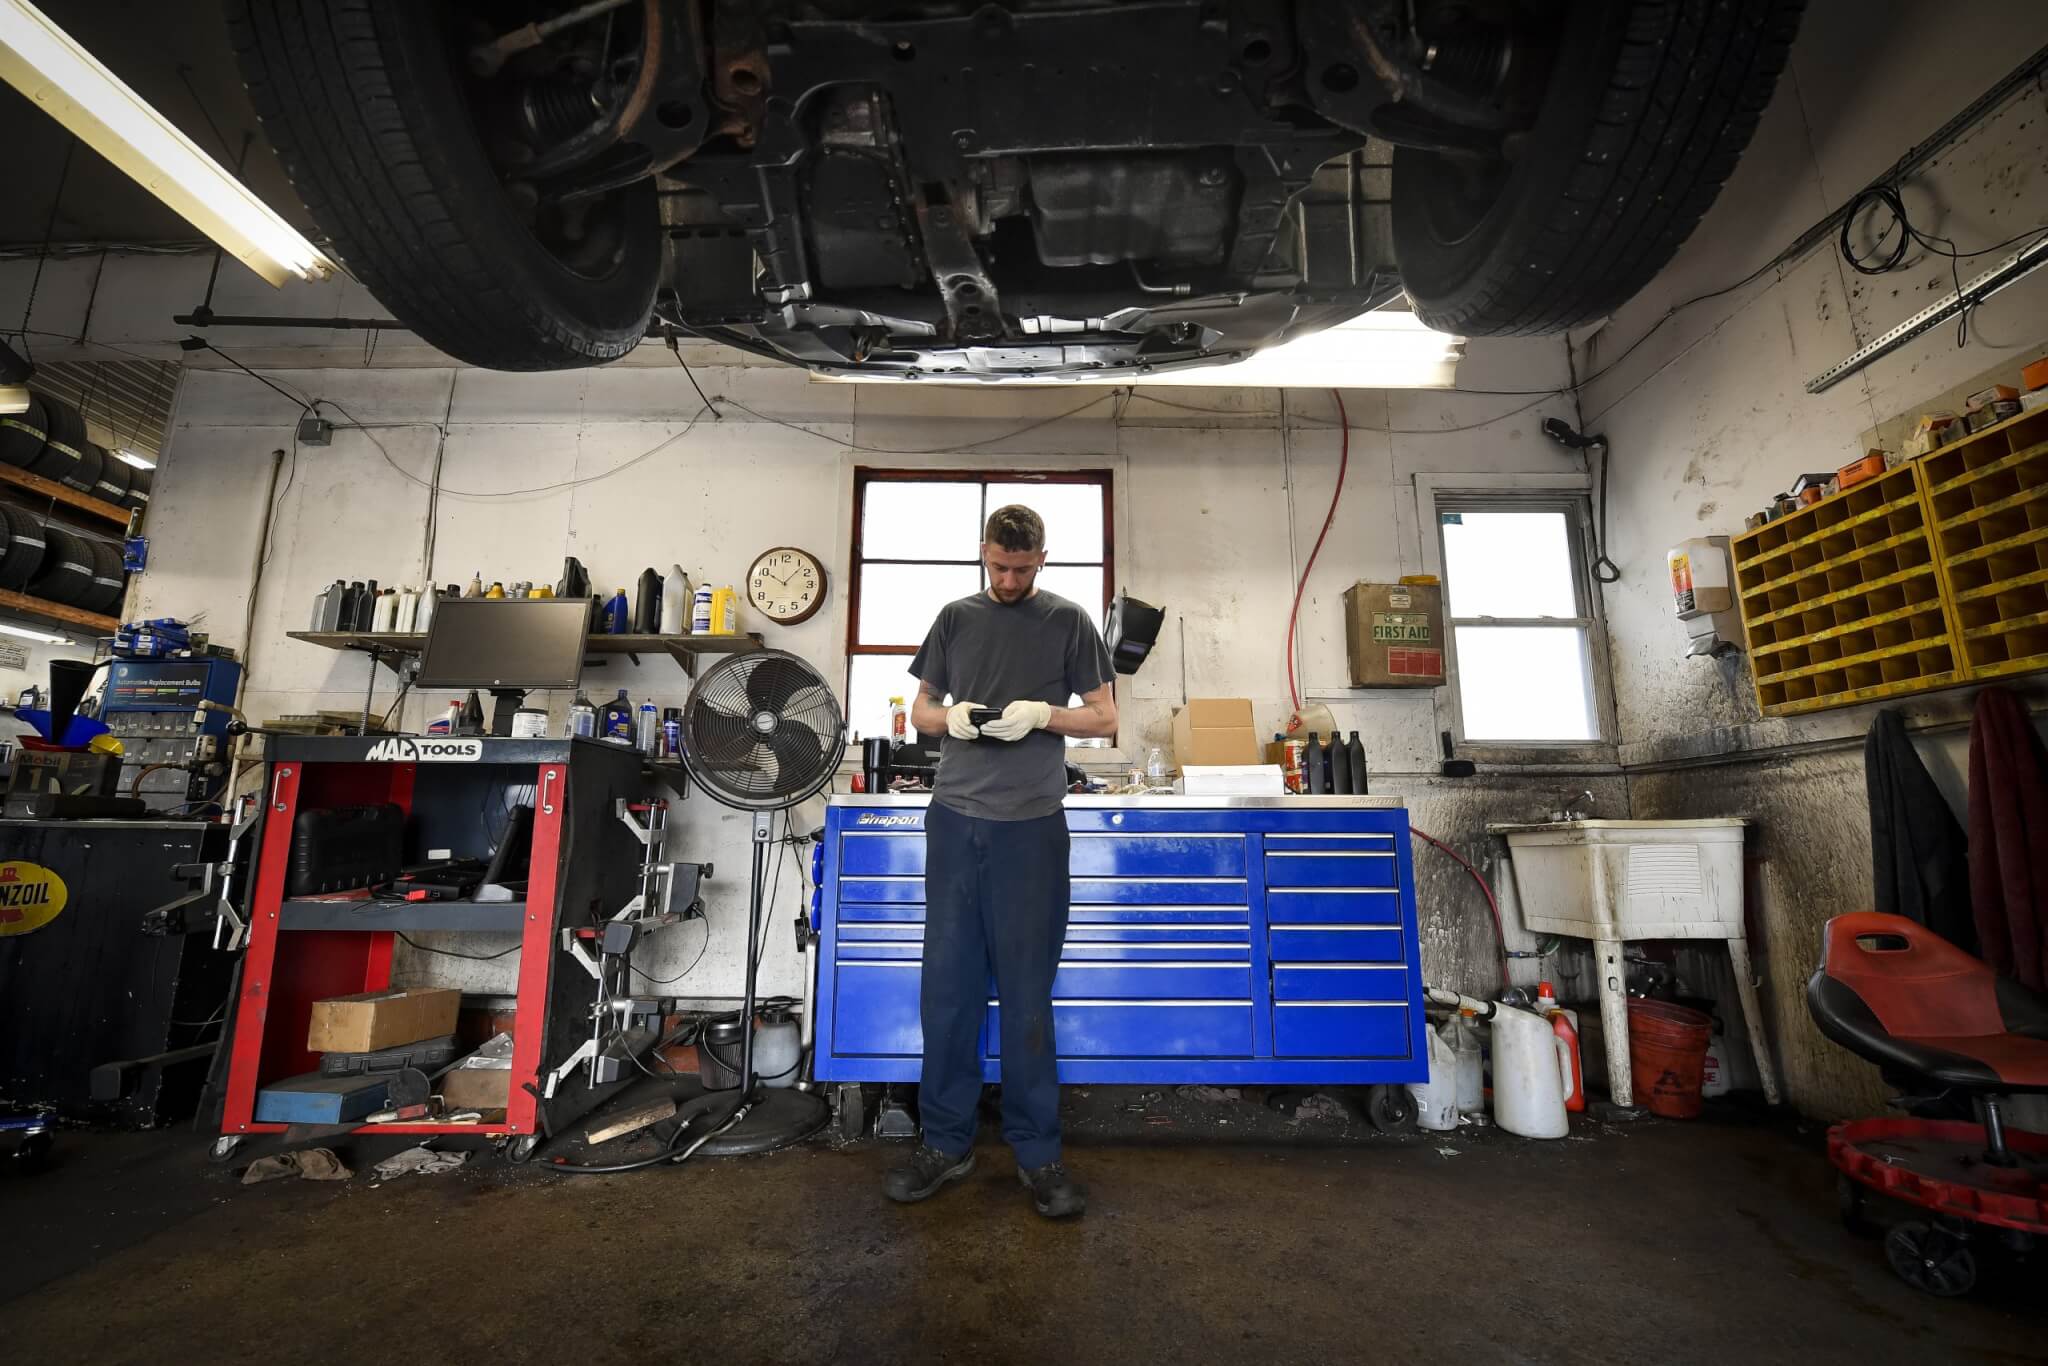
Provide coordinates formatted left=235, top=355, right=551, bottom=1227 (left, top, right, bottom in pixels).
left=988, top=1002, right=1255, bottom=1058
left=1268, top=926, right=1407, bottom=962
left=815, top=799, right=1423, bottom=1083
left=1271, top=964, right=1410, bottom=1003
left=1272, top=1004, right=1411, bottom=1058
left=1266, top=889, right=1403, bottom=926
left=1263, top=851, right=1399, bottom=889
left=1050, top=961, right=1251, bottom=1000
left=838, top=830, right=1249, bottom=878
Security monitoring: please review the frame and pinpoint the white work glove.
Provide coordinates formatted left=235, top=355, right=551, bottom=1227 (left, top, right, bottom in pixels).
left=979, top=699, right=1052, bottom=742
left=945, top=700, right=984, bottom=740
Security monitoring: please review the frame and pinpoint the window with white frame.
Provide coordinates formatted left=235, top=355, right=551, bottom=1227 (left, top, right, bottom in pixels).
left=1434, top=493, right=1606, bottom=744
left=845, top=470, right=1113, bottom=743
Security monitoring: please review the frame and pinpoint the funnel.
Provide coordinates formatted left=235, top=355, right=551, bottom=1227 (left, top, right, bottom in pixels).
left=46, top=659, right=95, bottom=746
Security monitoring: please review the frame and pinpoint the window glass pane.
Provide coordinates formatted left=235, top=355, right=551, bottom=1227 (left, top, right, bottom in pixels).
left=846, top=655, right=923, bottom=744
left=856, top=563, right=981, bottom=646
left=1453, top=626, right=1597, bottom=741
left=861, top=481, right=983, bottom=561
left=985, top=482, right=1104, bottom=562
left=1441, top=510, right=1578, bottom=618
left=1035, top=565, right=1109, bottom=635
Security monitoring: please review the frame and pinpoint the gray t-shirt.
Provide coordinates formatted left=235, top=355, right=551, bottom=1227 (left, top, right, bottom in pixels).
left=910, top=589, right=1114, bottom=821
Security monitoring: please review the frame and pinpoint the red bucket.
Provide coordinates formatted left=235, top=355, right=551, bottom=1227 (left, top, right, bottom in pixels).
left=1628, top=999, right=1714, bottom=1119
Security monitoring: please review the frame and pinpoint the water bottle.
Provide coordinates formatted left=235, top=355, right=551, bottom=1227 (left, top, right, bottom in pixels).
left=1145, top=745, right=1167, bottom=785
left=567, top=690, right=597, bottom=739
left=635, top=701, right=659, bottom=754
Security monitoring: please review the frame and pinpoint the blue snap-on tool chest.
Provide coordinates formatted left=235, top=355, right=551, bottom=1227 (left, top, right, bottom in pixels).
left=811, top=795, right=1427, bottom=1085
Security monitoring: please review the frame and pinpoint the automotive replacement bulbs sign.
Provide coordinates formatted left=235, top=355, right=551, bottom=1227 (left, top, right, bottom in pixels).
left=0, top=861, right=67, bottom=936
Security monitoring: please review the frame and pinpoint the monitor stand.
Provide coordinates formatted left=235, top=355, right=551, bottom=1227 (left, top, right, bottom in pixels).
left=488, top=688, right=528, bottom=737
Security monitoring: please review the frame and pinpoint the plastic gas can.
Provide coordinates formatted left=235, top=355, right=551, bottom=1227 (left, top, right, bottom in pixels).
left=1490, top=1003, right=1571, bottom=1139
left=1409, top=1020, right=1460, bottom=1131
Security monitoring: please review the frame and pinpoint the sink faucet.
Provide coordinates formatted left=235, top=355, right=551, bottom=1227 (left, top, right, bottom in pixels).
left=1551, top=790, right=1595, bottom=822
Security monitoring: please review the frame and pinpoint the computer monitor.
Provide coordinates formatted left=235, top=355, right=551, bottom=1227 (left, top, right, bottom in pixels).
left=414, top=598, right=589, bottom=734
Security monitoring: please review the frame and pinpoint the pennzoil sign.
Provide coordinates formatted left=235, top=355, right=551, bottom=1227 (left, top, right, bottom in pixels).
left=0, top=861, right=67, bottom=935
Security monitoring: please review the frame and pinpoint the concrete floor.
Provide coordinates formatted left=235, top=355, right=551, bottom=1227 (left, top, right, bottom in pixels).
left=4, top=1093, right=2040, bottom=1364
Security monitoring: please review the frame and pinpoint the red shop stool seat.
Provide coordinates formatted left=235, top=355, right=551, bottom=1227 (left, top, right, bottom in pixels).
left=1808, top=911, right=2048, bottom=1163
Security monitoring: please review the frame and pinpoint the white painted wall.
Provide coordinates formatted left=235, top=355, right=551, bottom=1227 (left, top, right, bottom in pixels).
left=1589, top=0, right=2048, bottom=753
left=131, top=336, right=1584, bottom=1001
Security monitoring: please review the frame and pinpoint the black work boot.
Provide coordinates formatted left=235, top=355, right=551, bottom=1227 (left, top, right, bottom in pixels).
left=883, top=1144, right=974, bottom=1204
left=1018, top=1160, right=1086, bottom=1218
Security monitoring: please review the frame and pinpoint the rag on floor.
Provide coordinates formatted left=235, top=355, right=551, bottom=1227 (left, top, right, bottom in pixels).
left=241, top=1148, right=351, bottom=1184
left=1967, top=687, right=2048, bottom=990
left=1865, top=708, right=1974, bottom=952
left=372, top=1145, right=470, bottom=1179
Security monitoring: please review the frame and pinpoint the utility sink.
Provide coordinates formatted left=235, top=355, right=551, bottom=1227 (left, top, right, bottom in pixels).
left=1486, top=819, right=1745, bottom=940
left=1486, top=817, right=1777, bottom=1108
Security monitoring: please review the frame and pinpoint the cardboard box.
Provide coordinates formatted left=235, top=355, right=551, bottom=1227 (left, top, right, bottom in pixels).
left=1343, top=580, right=1445, bottom=687
left=1170, top=697, right=1261, bottom=772
left=439, top=1066, right=512, bottom=1111
left=307, top=987, right=461, bottom=1055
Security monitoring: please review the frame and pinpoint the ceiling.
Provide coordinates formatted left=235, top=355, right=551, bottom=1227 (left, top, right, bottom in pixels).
left=0, top=0, right=313, bottom=248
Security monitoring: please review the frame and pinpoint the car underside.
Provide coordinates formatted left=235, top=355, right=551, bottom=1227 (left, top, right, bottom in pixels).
left=227, top=1, right=1804, bottom=375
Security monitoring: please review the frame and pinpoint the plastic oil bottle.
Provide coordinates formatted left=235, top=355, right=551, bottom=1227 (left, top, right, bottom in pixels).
left=1535, top=981, right=1585, bottom=1114
left=598, top=689, right=634, bottom=743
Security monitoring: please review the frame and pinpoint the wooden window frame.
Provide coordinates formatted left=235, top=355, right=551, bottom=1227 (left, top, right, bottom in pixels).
left=846, top=467, right=1116, bottom=710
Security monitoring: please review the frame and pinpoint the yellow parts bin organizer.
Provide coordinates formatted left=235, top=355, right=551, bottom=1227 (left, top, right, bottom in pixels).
left=1730, top=404, right=2048, bottom=716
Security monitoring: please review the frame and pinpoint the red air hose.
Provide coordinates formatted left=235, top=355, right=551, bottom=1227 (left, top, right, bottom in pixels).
left=1410, top=826, right=1511, bottom=992
left=1284, top=390, right=1349, bottom=713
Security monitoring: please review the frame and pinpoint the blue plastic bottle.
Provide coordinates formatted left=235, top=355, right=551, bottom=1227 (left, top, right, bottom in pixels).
left=605, top=588, right=629, bottom=634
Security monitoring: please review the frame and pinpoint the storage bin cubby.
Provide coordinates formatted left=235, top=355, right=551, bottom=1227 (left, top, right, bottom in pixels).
left=1919, top=406, right=2048, bottom=681
left=1732, top=463, right=1964, bottom=715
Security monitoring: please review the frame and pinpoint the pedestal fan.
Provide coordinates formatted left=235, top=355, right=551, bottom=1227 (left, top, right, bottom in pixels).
left=678, top=648, right=843, bottom=1153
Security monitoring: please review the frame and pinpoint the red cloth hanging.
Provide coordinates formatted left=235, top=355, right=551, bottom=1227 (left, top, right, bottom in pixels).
left=1967, top=688, right=2048, bottom=991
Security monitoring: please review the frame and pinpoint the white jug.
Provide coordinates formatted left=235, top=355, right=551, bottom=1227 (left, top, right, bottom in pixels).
left=1489, top=1003, right=1572, bottom=1139
left=1409, top=1020, right=1461, bottom=1131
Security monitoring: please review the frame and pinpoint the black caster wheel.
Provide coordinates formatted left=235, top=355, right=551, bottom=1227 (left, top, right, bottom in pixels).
left=208, top=1136, right=244, bottom=1165
left=8, top=1131, right=52, bottom=1175
left=1365, top=1084, right=1416, bottom=1135
left=833, top=1083, right=868, bottom=1143
left=1837, top=1173, right=1877, bottom=1238
left=506, top=1134, right=542, bottom=1165
left=1884, top=1220, right=1977, bottom=1297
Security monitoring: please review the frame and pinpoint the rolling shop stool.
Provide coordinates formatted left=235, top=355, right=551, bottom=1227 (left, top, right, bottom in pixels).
left=1806, top=912, right=2048, bottom=1296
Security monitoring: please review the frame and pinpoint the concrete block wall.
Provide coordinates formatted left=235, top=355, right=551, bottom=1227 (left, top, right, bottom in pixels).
left=1590, top=0, right=2048, bottom=1116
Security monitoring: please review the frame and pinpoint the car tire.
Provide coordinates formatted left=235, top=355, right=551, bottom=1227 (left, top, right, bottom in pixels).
left=226, top=0, right=662, bottom=371
left=1393, top=0, right=1804, bottom=337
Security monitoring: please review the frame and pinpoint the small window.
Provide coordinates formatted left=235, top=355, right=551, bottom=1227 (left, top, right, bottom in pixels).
left=847, top=470, right=1112, bottom=742
left=1437, top=499, right=1604, bottom=743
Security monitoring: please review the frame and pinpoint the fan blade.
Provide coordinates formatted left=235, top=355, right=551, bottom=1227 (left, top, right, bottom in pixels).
left=744, top=656, right=815, bottom=714
left=691, top=708, right=758, bottom=766
left=763, top=719, right=827, bottom=791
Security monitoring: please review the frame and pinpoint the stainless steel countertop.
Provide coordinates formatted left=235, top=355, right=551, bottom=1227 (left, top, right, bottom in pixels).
left=829, top=793, right=1405, bottom=810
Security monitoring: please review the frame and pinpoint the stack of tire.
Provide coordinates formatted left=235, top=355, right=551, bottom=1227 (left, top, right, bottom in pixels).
left=0, top=391, right=134, bottom=614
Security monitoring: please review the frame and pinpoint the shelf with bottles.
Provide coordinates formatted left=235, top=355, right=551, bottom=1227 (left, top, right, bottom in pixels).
left=286, top=630, right=763, bottom=676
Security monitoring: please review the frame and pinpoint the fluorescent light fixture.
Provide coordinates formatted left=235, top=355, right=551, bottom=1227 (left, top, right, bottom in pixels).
left=812, top=309, right=1464, bottom=388
left=1092, top=310, right=1464, bottom=388
left=0, top=0, right=333, bottom=286
left=0, top=384, right=27, bottom=415
left=113, top=447, right=155, bottom=469
left=0, top=623, right=72, bottom=645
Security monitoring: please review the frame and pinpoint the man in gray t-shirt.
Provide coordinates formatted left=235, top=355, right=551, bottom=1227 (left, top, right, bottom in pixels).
left=882, top=504, right=1116, bottom=1219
